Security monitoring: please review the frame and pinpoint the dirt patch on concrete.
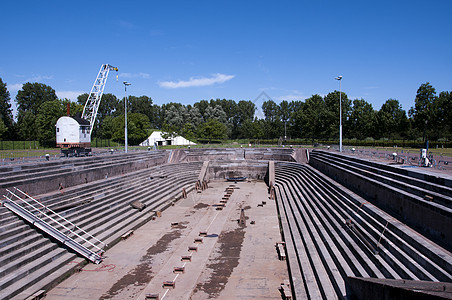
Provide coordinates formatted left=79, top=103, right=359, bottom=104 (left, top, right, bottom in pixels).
left=171, top=221, right=188, bottom=230
left=100, top=230, right=181, bottom=299
left=194, top=227, right=245, bottom=298
left=194, top=202, right=210, bottom=209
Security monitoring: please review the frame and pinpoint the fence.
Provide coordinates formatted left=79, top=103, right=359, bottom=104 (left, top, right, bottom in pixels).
left=338, top=146, right=452, bottom=171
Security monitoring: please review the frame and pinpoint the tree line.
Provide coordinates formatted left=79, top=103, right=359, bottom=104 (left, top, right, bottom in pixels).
left=0, top=77, right=451, bottom=146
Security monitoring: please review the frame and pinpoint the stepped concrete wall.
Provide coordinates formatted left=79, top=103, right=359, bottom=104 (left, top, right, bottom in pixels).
left=1, top=151, right=169, bottom=197
left=309, top=151, right=452, bottom=250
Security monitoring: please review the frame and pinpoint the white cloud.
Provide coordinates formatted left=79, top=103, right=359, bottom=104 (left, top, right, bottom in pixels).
left=29, top=75, right=53, bottom=82
left=274, top=94, right=306, bottom=101
left=8, top=83, right=23, bottom=92
left=121, top=72, right=151, bottom=79
left=159, top=73, right=235, bottom=89
left=272, top=89, right=307, bottom=101
left=56, top=90, right=85, bottom=101
left=7, top=74, right=54, bottom=92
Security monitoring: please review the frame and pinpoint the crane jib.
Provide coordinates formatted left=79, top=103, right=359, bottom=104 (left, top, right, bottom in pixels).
left=82, top=64, right=118, bottom=135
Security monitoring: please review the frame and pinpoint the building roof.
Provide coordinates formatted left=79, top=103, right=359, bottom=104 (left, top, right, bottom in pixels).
left=72, top=116, right=90, bottom=126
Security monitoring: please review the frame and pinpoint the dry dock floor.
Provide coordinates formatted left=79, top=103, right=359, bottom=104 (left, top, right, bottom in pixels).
left=45, top=180, right=288, bottom=300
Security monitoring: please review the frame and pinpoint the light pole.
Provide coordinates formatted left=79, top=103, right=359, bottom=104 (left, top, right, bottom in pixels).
left=123, top=81, right=131, bottom=153
left=284, top=121, right=287, bottom=142
left=335, top=76, right=343, bottom=152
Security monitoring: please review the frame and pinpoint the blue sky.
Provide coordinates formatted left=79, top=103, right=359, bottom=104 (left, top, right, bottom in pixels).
left=1, top=0, right=451, bottom=117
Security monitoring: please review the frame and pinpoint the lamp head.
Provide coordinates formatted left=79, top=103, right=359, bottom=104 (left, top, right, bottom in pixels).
left=123, top=81, right=131, bottom=86
left=335, top=76, right=342, bottom=81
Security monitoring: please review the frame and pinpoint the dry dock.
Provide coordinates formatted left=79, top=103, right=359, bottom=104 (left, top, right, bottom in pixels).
left=45, top=180, right=288, bottom=299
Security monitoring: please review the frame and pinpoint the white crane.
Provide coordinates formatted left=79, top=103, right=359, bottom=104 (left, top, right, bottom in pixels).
left=56, top=64, right=118, bottom=156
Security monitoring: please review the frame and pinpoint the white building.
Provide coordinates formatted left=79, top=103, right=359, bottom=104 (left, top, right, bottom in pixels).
left=139, top=131, right=195, bottom=147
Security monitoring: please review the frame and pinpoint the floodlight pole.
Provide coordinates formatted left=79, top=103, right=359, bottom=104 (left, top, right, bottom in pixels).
left=335, top=76, right=343, bottom=152
left=123, top=81, right=131, bottom=153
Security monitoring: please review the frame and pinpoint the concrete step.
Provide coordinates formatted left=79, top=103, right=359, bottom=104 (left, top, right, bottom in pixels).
left=274, top=185, right=308, bottom=299
left=312, top=150, right=452, bottom=191
left=311, top=152, right=452, bottom=209
left=288, top=168, right=427, bottom=281
left=0, top=224, right=34, bottom=245
left=0, top=160, right=201, bottom=299
left=0, top=247, right=68, bottom=292
left=0, top=232, right=44, bottom=258
left=309, top=154, right=452, bottom=250
left=282, top=170, right=394, bottom=279
left=0, top=242, right=58, bottom=278
left=274, top=161, right=452, bottom=299
left=278, top=162, right=452, bottom=281
left=275, top=180, right=335, bottom=298
left=0, top=251, right=76, bottom=300
left=302, top=165, right=452, bottom=282
left=74, top=178, right=196, bottom=246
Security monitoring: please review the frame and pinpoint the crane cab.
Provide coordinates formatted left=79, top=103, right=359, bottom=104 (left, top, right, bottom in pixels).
left=56, top=116, right=92, bottom=156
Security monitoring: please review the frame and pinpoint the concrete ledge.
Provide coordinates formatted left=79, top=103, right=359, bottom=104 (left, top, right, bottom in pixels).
left=346, top=276, right=452, bottom=300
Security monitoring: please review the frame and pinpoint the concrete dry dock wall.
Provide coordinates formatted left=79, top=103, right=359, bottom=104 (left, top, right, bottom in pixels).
left=0, top=151, right=169, bottom=197
left=310, top=152, right=452, bottom=251
left=206, top=160, right=269, bottom=180
left=178, top=148, right=297, bottom=162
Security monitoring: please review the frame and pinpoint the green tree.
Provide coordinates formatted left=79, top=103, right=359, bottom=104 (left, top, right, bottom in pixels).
left=112, top=113, right=150, bottom=145
left=152, top=104, right=164, bottom=129
left=180, top=123, right=196, bottom=142
left=288, top=100, right=304, bottom=138
left=296, top=94, right=326, bottom=142
left=203, top=105, right=228, bottom=124
left=0, top=78, right=14, bottom=137
left=209, top=99, right=237, bottom=123
left=16, top=82, right=58, bottom=115
left=129, top=95, right=154, bottom=122
left=187, top=106, right=202, bottom=128
left=77, top=93, right=88, bottom=106
left=236, top=100, right=255, bottom=123
left=240, top=117, right=265, bottom=139
left=16, top=82, right=58, bottom=139
left=197, top=118, right=227, bottom=141
left=279, top=100, right=290, bottom=140
left=164, top=105, right=185, bottom=135
left=18, top=111, right=37, bottom=140
left=262, top=100, right=282, bottom=139
left=435, top=91, right=452, bottom=139
left=35, top=100, right=64, bottom=146
left=61, top=98, right=83, bottom=116
left=194, top=100, right=210, bottom=116
left=100, top=116, right=114, bottom=139
left=235, top=100, right=256, bottom=138
left=323, top=91, right=352, bottom=139
left=409, top=82, right=437, bottom=140
left=377, top=99, right=408, bottom=139
left=0, top=119, right=7, bottom=139
left=348, top=99, right=376, bottom=139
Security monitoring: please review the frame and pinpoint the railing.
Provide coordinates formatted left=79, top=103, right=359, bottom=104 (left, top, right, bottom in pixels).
left=2, top=187, right=107, bottom=263
left=332, top=147, right=451, bottom=171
